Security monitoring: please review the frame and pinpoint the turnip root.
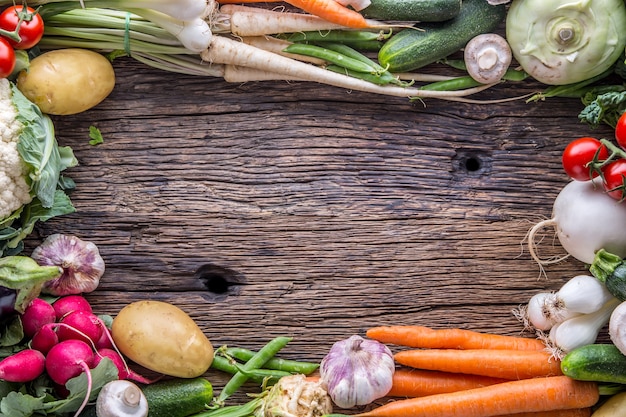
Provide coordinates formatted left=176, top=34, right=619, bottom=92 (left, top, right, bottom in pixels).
left=528, top=178, right=626, bottom=266
left=201, top=35, right=497, bottom=100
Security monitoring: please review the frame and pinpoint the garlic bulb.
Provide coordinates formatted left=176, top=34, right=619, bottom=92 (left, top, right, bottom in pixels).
left=319, top=335, right=394, bottom=409
left=31, top=234, right=105, bottom=296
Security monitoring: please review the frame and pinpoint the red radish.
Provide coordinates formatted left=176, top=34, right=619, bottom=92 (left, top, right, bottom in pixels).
left=53, top=295, right=92, bottom=320
left=0, top=349, right=45, bottom=382
left=57, top=310, right=103, bottom=345
left=31, top=323, right=59, bottom=354
left=46, top=339, right=94, bottom=416
left=21, top=298, right=57, bottom=338
left=95, top=326, right=114, bottom=350
left=94, top=348, right=154, bottom=384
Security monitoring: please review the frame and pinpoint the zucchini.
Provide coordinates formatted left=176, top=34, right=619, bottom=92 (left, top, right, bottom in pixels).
left=590, top=249, right=626, bottom=301
left=361, top=0, right=461, bottom=22
left=141, top=377, right=213, bottom=417
left=561, top=344, right=626, bottom=384
left=377, top=0, right=507, bottom=72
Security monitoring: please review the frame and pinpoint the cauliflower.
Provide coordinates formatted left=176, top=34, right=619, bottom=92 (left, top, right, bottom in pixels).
left=0, top=79, right=33, bottom=220
left=0, top=78, right=77, bottom=257
left=257, top=374, right=333, bottom=417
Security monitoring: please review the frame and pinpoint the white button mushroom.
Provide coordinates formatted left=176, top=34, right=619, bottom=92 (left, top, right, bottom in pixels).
left=96, top=380, right=149, bottom=417
left=463, top=33, right=512, bottom=84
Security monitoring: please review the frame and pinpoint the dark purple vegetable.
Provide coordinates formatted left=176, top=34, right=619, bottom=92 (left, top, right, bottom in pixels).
left=0, top=285, right=16, bottom=319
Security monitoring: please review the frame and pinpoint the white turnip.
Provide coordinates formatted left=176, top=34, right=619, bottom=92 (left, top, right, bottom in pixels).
left=528, top=179, right=626, bottom=266
left=0, top=349, right=46, bottom=382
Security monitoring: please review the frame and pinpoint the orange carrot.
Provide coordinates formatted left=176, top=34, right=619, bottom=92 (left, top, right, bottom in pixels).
left=394, top=349, right=561, bottom=380
left=218, top=0, right=372, bottom=28
left=354, top=376, right=599, bottom=417
left=366, top=325, right=546, bottom=351
left=494, top=410, right=591, bottom=417
left=388, top=368, right=510, bottom=397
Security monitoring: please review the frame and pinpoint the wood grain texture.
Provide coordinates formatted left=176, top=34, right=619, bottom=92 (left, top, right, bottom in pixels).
left=27, top=56, right=616, bottom=399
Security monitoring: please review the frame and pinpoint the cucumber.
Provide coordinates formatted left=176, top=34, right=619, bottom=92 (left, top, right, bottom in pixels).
left=141, top=377, right=213, bottom=417
left=377, top=0, right=507, bottom=72
left=78, top=377, right=213, bottom=417
left=590, top=249, right=626, bottom=301
left=561, top=344, right=626, bottom=384
left=361, top=0, right=461, bottom=22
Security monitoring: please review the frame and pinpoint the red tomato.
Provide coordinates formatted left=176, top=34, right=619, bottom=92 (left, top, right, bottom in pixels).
left=602, top=159, right=626, bottom=201
left=0, top=37, right=15, bottom=78
left=0, top=5, right=44, bottom=50
left=616, top=112, right=626, bottom=150
left=562, top=137, right=610, bottom=181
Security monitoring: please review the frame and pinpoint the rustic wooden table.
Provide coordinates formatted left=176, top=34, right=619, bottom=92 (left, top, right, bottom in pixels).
left=29, top=55, right=616, bottom=402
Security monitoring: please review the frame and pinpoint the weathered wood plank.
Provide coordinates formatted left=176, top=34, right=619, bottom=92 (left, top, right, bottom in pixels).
left=24, top=58, right=615, bottom=398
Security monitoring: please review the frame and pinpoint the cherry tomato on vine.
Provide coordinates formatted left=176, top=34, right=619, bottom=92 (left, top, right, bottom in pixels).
left=0, top=37, right=15, bottom=78
left=616, top=112, right=626, bottom=151
left=562, top=137, right=609, bottom=181
left=602, top=159, right=626, bottom=201
left=0, top=5, right=44, bottom=50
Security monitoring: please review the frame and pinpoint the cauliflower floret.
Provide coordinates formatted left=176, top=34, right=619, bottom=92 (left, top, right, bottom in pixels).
left=0, top=78, right=33, bottom=220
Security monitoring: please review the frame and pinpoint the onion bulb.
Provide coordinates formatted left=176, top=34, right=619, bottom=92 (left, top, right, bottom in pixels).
left=506, top=0, right=626, bottom=85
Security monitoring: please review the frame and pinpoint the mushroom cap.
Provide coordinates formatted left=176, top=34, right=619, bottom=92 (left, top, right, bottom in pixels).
left=96, top=380, right=149, bottom=417
left=464, top=33, right=512, bottom=84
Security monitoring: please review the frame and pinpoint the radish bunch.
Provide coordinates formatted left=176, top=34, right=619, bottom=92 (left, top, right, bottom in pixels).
left=0, top=295, right=151, bottom=416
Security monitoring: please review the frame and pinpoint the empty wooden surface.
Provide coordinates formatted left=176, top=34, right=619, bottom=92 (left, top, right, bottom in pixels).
left=27, top=55, right=615, bottom=399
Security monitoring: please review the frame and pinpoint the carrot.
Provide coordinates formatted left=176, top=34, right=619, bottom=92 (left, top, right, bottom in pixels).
left=366, top=325, right=546, bottom=351
left=388, top=368, right=510, bottom=397
left=494, top=410, right=591, bottom=417
left=394, top=349, right=562, bottom=380
left=217, top=0, right=373, bottom=28
left=353, top=376, right=599, bottom=417
left=217, top=5, right=358, bottom=37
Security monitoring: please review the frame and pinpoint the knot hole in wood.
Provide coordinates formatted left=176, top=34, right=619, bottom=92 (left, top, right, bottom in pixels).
left=453, top=149, right=492, bottom=176
left=195, top=264, right=244, bottom=294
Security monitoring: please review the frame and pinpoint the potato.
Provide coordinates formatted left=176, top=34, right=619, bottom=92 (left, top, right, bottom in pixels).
left=111, top=300, right=214, bottom=378
left=16, top=48, right=115, bottom=115
left=592, top=391, right=626, bottom=416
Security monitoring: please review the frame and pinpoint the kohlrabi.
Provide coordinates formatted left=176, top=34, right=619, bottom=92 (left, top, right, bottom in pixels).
left=506, top=0, right=626, bottom=85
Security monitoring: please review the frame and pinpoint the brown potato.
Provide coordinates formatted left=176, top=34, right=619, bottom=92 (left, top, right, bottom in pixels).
left=111, top=300, right=214, bottom=378
left=16, top=49, right=115, bottom=115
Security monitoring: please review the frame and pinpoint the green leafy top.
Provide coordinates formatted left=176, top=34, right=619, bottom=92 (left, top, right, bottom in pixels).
left=0, top=83, right=78, bottom=257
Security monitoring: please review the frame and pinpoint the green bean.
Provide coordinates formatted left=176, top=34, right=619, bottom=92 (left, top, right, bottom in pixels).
left=283, top=43, right=378, bottom=74
left=326, top=65, right=400, bottom=86
left=420, top=75, right=483, bottom=91
left=279, top=29, right=391, bottom=44
left=318, top=42, right=385, bottom=73
left=216, top=336, right=292, bottom=404
left=210, top=355, right=292, bottom=383
left=224, top=347, right=320, bottom=375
